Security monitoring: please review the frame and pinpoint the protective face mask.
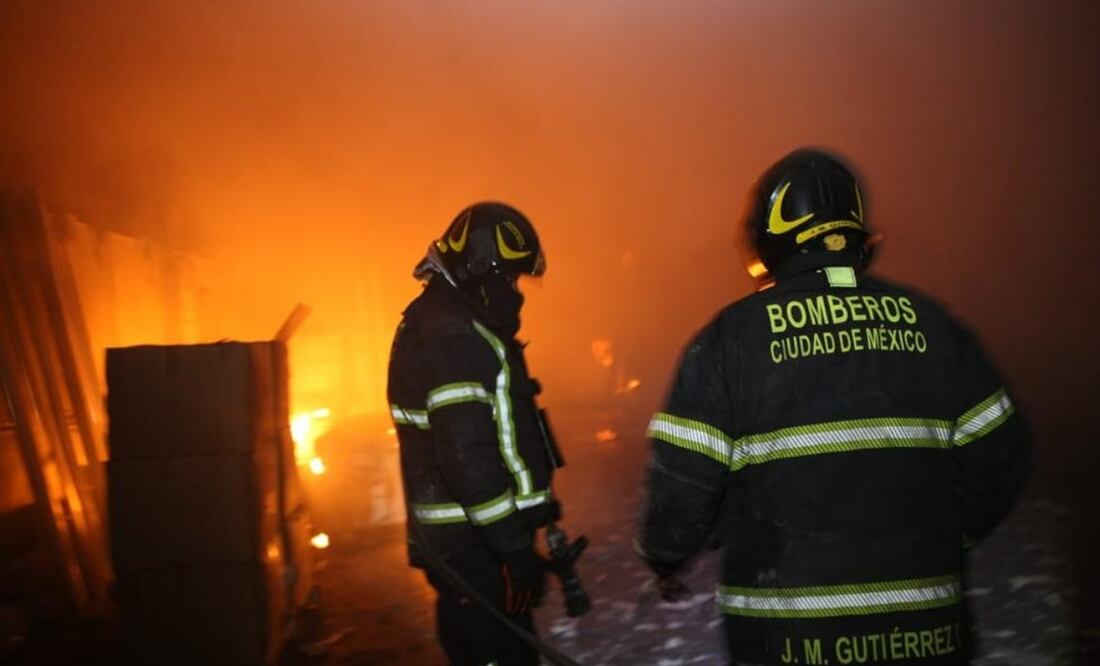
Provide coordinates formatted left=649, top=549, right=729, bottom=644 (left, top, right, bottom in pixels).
left=476, top=273, right=524, bottom=338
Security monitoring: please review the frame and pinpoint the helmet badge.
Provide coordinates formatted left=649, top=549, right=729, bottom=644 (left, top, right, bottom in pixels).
left=824, top=234, right=848, bottom=251
left=767, top=181, right=814, bottom=235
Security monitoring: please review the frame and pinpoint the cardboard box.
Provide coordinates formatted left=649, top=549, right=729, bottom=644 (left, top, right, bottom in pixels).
left=116, top=562, right=284, bottom=666
left=106, top=341, right=306, bottom=664
left=108, top=454, right=280, bottom=572
left=106, top=342, right=283, bottom=461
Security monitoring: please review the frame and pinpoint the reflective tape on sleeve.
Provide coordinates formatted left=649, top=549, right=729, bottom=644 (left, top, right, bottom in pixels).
left=717, top=573, right=961, bottom=619
left=647, top=412, right=734, bottom=466
left=411, top=501, right=467, bottom=524
left=411, top=490, right=531, bottom=526
left=465, top=490, right=517, bottom=526
left=391, top=404, right=430, bottom=430
left=425, top=382, right=493, bottom=412
left=515, top=490, right=551, bottom=510
left=954, top=388, right=1015, bottom=447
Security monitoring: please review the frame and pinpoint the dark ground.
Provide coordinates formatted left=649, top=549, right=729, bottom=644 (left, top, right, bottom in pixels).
left=302, top=412, right=1100, bottom=666
left=4, top=411, right=1098, bottom=665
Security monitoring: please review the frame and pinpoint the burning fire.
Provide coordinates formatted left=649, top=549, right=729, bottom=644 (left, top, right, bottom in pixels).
left=311, top=533, right=330, bottom=549
left=291, top=407, right=332, bottom=467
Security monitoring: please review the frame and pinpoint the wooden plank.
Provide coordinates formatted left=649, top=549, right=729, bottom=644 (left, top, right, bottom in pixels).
left=47, top=214, right=110, bottom=464
left=0, top=189, right=112, bottom=611
left=0, top=191, right=89, bottom=610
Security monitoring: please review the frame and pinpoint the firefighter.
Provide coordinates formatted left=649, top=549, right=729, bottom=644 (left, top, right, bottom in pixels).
left=635, top=148, right=1029, bottom=665
left=388, top=202, right=554, bottom=666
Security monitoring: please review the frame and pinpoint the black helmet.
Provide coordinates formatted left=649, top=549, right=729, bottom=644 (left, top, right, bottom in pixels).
left=745, top=148, right=870, bottom=273
left=433, top=202, right=546, bottom=285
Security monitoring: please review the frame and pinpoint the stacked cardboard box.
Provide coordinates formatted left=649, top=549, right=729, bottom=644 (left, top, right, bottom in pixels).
left=107, top=342, right=312, bottom=665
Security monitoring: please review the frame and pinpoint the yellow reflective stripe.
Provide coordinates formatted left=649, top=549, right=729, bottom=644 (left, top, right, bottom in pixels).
left=411, top=502, right=466, bottom=524
left=718, top=573, right=961, bottom=618
left=390, top=404, right=430, bottom=430
left=515, top=490, right=551, bottom=510
left=647, top=412, right=733, bottom=466
left=411, top=489, right=539, bottom=526
left=730, top=417, right=952, bottom=471
left=954, top=387, right=1015, bottom=447
left=466, top=490, right=517, bottom=526
left=472, top=321, right=533, bottom=496
left=425, top=381, right=492, bottom=412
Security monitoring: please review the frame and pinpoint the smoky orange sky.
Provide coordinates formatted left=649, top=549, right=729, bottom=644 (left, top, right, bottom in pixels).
left=2, top=0, right=1099, bottom=500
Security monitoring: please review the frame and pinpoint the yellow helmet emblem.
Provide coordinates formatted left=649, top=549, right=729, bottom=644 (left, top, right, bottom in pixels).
left=823, top=233, right=848, bottom=251
left=447, top=213, right=471, bottom=252
left=496, top=223, right=532, bottom=260
left=767, top=181, right=815, bottom=235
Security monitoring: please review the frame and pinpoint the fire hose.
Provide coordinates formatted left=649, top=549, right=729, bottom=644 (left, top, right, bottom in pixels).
left=407, top=513, right=586, bottom=666
left=405, top=408, right=590, bottom=665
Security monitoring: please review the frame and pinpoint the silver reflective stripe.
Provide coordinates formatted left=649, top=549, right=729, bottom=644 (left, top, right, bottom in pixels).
left=426, top=382, right=492, bottom=412
left=717, top=574, right=961, bottom=618
left=411, top=491, right=523, bottom=526
left=466, top=491, right=517, bottom=526
left=391, top=404, right=430, bottom=430
left=472, top=321, right=533, bottom=496
left=730, top=417, right=953, bottom=471
left=411, top=502, right=466, bottom=524
left=954, top=387, right=1014, bottom=447
left=647, top=412, right=733, bottom=466
left=515, top=490, right=551, bottom=510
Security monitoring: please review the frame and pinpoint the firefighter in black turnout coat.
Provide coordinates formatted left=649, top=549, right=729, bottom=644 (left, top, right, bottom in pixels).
left=636, top=149, right=1029, bottom=665
left=388, top=202, right=555, bottom=666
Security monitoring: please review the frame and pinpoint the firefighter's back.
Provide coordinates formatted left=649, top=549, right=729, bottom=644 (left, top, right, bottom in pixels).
left=718, top=267, right=973, bottom=665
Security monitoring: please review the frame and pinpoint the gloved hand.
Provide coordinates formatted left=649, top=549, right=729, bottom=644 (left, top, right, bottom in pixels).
left=500, top=546, right=545, bottom=614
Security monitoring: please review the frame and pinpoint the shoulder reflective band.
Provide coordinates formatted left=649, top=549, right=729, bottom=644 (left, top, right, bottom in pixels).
left=953, top=387, right=1014, bottom=447
left=717, top=573, right=961, bottom=619
left=472, top=320, right=534, bottom=497
left=647, top=412, right=734, bottom=466
left=391, top=404, right=430, bottom=430
left=411, top=490, right=518, bottom=526
left=426, top=382, right=492, bottom=412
